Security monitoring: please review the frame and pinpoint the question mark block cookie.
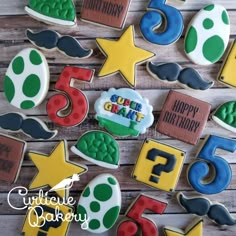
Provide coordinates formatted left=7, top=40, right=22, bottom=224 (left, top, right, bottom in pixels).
left=22, top=196, right=74, bottom=236
left=132, top=138, right=185, bottom=192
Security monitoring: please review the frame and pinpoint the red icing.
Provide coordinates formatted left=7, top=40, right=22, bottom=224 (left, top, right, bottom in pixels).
left=46, top=66, right=94, bottom=127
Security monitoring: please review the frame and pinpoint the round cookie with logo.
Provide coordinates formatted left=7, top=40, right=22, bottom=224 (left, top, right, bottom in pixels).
left=4, top=48, right=49, bottom=110
left=184, top=4, right=230, bottom=65
left=77, top=174, right=121, bottom=233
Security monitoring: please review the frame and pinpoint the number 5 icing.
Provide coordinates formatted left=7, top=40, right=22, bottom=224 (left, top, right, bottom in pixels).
left=187, top=135, right=236, bottom=194
left=140, top=0, right=184, bottom=45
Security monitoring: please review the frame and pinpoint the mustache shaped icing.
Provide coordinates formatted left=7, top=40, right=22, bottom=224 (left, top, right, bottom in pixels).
left=177, top=192, right=236, bottom=226
left=0, top=113, right=57, bottom=140
left=26, top=29, right=93, bottom=59
left=147, top=62, right=213, bottom=90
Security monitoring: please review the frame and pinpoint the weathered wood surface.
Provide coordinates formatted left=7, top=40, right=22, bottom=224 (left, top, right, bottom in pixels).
left=1, top=0, right=236, bottom=235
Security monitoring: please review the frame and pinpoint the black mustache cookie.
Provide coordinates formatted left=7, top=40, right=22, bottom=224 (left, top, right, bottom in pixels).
left=26, top=29, right=93, bottom=59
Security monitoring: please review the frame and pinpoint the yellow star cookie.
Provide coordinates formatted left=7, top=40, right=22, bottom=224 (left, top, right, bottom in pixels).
left=164, top=218, right=203, bottom=236
left=29, top=140, right=87, bottom=199
left=96, top=25, right=155, bottom=87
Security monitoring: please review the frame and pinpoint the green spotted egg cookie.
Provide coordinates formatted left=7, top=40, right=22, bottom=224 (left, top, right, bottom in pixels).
left=4, top=48, right=49, bottom=110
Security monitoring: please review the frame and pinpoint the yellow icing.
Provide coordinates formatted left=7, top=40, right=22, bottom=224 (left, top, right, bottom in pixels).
left=22, top=197, right=73, bottom=236
left=164, top=219, right=203, bottom=236
left=132, top=139, right=185, bottom=192
left=219, top=40, right=236, bottom=87
left=29, top=140, right=87, bottom=198
left=96, top=25, right=155, bottom=87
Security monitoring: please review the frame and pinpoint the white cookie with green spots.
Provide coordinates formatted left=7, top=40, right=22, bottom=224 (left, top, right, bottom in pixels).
left=4, top=48, right=49, bottom=109
left=184, top=4, right=230, bottom=66
left=77, top=173, right=121, bottom=233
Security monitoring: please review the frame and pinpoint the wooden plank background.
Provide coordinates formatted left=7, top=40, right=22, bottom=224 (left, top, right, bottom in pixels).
left=0, top=0, right=236, bottom=235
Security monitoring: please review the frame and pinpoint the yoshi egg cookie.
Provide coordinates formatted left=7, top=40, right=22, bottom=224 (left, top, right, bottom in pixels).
left=184, top=4, right=230, bottom=65
left=4, top=48, right=49, bottom=110
left=77, top=173, right=121, bottom=233
left=71, top=131, right=120, bottom=169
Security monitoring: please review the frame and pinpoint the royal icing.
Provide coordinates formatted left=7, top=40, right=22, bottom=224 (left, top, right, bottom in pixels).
left=132, top=138, right=185, bottom=192
left=26, top=29, right=93, bottom=59
left=156, top=90, right=211, bottom=145
left=164, top=217, right=203, bottom=236
left=80, top=0, right=131, bottom=30
left=184, top=4, right=230, bottom=65
left=147, top=62, right=213, bottom=90
left=77, top=174, right=121, bottom=233
left=0, top=112, right=57, bottom=140
left=218, top=40, right=236, bottom=87
left=117, top=194, right=167, bottom=236
left=71, top=130, right=119, bottom=169
left=96, top=25, right=155, bottom=88
left=47, top=66, right=94, bottom=127
left=22, top=197, right=74, bottom=236
left=94, top=88, right=154, bottom=137
left=28, top=140, right=88, bottom=199
left=140, top=0, right=184, bottom=45
left=0, top=134, right=26, bottom=183
left=25, top=0, right=77, bottom=27
left=188, top=135, right=236, bottom=194
left=177, top=192, right=236, bottom=226
left=4, top=48, right=49, bottom=110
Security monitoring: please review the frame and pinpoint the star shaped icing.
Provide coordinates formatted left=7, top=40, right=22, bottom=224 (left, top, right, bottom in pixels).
left=164, top=218, right=203, bottom=236
left=29, top=140, right=87, bottom=198
left=96, top=25, right=155, bottom=87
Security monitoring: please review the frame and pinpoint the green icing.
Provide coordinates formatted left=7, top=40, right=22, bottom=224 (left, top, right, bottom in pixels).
left=108, top=177, right=117, bottom=185
left=90, top=201, right=100, bottom=212
left=204, top=4, right=214, bottom=11
left=202, top=35, right=224, bottom=63
left=29, top=0, right=76, bottom=21
left=89, top=219, right=100, bottom=230
left=75, top=131, right=119, bottom=166
left=30, top=50, right=42, bottom=65
left=185, top=26, right=198, bottom=54
left=93, top=184, right=112, bottom=202
left=203, top=18, right=214, bottom=29
left=4, top=75, right=15, bottom=102
left=82, top=187, right=90, bottom=197
left=20, top=100, right=35, bottom=109
left=103, top=206, right=120, bottom=229
left=214, top=101, right=236, bottom=128
left=23, top=74, right=41, bottom=97
left=12, top=56, right=24, bottom=75
left=222, top=10, right=229, bottom=25
left=77, top=205, right=88, bottom=224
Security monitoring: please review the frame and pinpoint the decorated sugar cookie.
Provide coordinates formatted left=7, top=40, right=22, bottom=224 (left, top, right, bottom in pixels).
left=117, top=194, right=168, bottom=236
left=177, top=192, right=236, bottom=225
left=184, top=4, right=230, bottom=65
left=71, top=131, right=119, bottom=169
left=147, top=62, right=213, bottom=90
left=164, top=217, right=203, bottom=236
left=4, top=48, right=49, bottom=110
left=47, top=66, right=94, bottom=127
left=212, top=101, right=236, bottom=133
left=25, top=0, right=77, bottom=27
left=94, top=88, right=154, bottom=137
left=140, top=0, right=184, bottom=45
left=80, top=0, right=131, bottom=30
left=132, top=138, right=185, bottom=192
left=187, top=135, right=236, bottom=194
left=96, top=25, right=155, bottom=88
left=77, top=173, right=121, bottom=233
left=29, top=140, right=87, bottom=199
left=22, top=197, right=74, bottom=236
left=0, top=134, right=26, bottom=183
left=26, top=29, right=93, bottom=59
left=156, top=90, right=211, bottom=145
left=0, top=112, right=57, bottom=140
left=218, top=40, right=236, bottom=87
